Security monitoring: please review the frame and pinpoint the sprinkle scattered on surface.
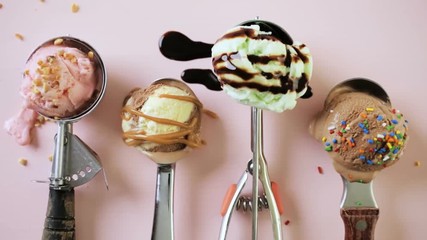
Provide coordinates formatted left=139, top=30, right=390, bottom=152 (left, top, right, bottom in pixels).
left=317, top=166, right=324, bottom=174
left=415, top=161, right=421, bottom=167
left=71, top=3, right=79, bottom=13
left=284, top=220, right=290, bottom=225
left=15, top=33, right=24, bottom=41
left=18, top=158, right=28, bottom=166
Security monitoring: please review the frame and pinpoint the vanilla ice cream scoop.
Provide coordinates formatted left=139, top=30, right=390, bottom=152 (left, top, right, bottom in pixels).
left=121, top=79, right=203, bottom=164
left=310, top=79, right=409, bottom=182
left=212, top=24, right=312, bottom=112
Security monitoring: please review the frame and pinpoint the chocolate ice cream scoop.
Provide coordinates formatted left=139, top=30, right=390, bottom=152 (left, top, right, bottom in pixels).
left=310, top=78, right=409, bottom=183
left=310, top=78, right=409, bottom=240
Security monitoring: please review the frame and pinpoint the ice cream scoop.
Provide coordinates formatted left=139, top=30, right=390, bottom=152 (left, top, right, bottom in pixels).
left=158, top=19, right=314, bottom=112
left=121, top=78, right=203, bottom=164
left=211, top=24, right=312, bottom=112
left=5, top=37, right=101, bottom=145
left=310, top=78, right=409, bottom=240
left=121, top=78, right=204, bottom=239
left=310, top=78, right=408, bottom=183
left=159, top=19, right=308, bottom=240
left=24, top=37, right=107, bottom=240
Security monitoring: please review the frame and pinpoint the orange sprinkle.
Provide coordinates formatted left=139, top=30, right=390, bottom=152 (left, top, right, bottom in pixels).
left=360, top=113, right=367, bottom=118
left=359, top=149, right=365, bottom=153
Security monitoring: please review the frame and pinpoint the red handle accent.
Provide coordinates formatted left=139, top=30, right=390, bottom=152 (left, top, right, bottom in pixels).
left=220, top=184, right=237, bottom=216
left=271, top=181, right=284, bottom=215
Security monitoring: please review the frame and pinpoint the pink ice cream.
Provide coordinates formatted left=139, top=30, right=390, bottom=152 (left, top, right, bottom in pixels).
left=21, top=45, right=96, bottom=118
left=4, top=41, right=97, bottom=145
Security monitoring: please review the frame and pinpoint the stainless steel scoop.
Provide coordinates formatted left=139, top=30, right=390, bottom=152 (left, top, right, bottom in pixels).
left=327, top=78, right=390, bottom=240
left=219, top=107, right=282, bottom=240
left=28, top=36, right=107, bottom=240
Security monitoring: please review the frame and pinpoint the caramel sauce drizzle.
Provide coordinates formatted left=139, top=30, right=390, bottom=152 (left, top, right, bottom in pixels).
left=122, top=93, right=204, bottom=148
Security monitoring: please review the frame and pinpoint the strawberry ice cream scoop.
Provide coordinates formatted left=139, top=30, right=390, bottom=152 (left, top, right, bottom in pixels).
left=21, top=44, right=96, bottom=118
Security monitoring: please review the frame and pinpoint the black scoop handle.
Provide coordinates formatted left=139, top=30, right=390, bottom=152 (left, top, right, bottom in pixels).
left=42, top=188, right=75, bottom=240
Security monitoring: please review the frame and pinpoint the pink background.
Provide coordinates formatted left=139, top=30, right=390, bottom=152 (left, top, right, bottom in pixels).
left=1, top=0, right=426, bottom=239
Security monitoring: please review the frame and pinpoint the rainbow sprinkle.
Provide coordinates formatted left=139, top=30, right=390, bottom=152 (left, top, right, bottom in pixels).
left=322, top=107, right=408, bottom=166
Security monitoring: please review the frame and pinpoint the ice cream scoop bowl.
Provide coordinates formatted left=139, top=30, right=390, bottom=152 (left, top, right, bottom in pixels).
left=29, top=36, right=107, bottom=240
left=121, top=78, right=204, bottom=240
left=311, top=78, right=409, bottom=240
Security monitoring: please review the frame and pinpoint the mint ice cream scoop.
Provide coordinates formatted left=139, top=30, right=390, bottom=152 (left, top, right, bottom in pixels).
left=212, top=24, right=312, bottom=112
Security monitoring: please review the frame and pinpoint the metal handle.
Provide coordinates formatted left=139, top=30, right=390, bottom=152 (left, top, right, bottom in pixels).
left=151, top=164, right=175, bottom=240
left=251, top=107, right=262, bottom=240
left=42, top=188, right=75, bottom=240
left=251, top=107, right=282, bottom=240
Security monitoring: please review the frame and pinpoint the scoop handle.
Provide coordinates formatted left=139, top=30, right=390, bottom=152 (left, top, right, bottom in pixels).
left=340, top=208, right=379, bottom=240
left=42, top=188, right=75, bottom=240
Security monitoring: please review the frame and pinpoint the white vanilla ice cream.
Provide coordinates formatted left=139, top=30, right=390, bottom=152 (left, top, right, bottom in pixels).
left=122, top=82, right=202, bottom=164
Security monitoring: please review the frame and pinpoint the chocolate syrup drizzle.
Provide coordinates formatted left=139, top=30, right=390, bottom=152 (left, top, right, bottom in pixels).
left=158, top=20, right=312, bottom=98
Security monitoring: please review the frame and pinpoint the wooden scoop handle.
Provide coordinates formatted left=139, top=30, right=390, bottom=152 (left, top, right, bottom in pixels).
left=340, top=208, right=379, bottom=240
left=42, top=188, right=75, bottom=240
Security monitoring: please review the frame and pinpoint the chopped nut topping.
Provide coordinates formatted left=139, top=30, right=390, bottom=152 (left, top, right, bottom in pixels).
left=71, top=3, right=79, bottom=13
left=48, top=155, right=53, bottom=161
left=24, top=69, right=30, bottom=76
left=42, top=82, right=49, bottom=92
left=32, top=88, right=41, bottom=94
left=18, top=158, right=28, bottom=166
left=54, top=38, right=64, bottom=45
left=33, top=78, right=42, bottom=87
left=415, top=161, right=421, bottom=167
left=88, top=51, right=94, bottom=59
left=15, top=33, right=24, bottom=41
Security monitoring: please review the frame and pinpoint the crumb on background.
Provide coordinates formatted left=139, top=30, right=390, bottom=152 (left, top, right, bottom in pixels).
left=415, top=161, right=421, bottom=167
left=18, top=158, right=28, bottom=166
left=48, top=155, right=53, bottom=161
left=0, top=3, right=3, bottom=9
left=71, top=3, right=79, bottom=13
left=15, top=33, right=24, bottom=41
left=317, top=166, right=324, bottom=174
left=284, top=220, right=290, bottom=225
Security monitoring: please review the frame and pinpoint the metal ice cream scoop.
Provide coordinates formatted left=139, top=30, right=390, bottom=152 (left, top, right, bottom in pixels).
left=327, top=78, right=391, bottom=240
left=27, top=36, right=108, bottom=240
